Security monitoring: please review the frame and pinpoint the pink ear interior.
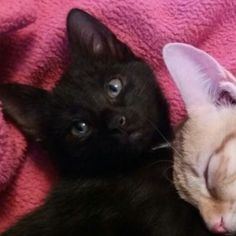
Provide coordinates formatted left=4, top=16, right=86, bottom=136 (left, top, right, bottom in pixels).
left=163, top=43, right=236, bottom=110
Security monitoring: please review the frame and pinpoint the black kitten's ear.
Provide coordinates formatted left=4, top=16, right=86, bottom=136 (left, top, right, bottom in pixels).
left=0, top=84, right=50, bottom=140
left=67, top=9, right=136, bottom=62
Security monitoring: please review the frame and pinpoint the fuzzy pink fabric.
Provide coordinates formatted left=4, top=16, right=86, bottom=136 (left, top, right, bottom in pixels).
left=1, top=0, right=236, bottom=232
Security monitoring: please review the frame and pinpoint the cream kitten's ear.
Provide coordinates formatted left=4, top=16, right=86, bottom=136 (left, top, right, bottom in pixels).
left=163, top=43, right=236, bottom=110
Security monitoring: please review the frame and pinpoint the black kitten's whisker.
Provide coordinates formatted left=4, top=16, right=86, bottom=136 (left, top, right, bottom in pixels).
left=150, top=159, right=174, bottom=166
left=136, top=82, right=148, bottom=97
left=149, top=159, right=174, bottom=185
left=146, top=119, right=172, bottom=144
left=163, top=166, right=175, bottom=185
left=146, top=119, right=183, bottom=158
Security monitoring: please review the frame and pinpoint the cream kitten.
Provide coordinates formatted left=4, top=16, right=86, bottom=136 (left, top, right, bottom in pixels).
left=163, top=43, right=236, bottom=235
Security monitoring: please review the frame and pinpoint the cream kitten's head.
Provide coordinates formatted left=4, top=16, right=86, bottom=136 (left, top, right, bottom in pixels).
left=163, top=43, right=236, bottom=235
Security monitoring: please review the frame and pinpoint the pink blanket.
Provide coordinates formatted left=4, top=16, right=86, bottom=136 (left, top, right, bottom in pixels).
left=0, top=0, right=236, bottom=232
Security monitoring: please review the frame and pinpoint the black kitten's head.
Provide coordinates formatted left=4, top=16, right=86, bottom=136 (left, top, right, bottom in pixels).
left=0, top=9, right=172, bottom=177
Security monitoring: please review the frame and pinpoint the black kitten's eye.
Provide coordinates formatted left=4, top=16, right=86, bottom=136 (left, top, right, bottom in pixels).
left=71, top=121, right=90, bottom=138
left=107, top=78, right=122, bottom=98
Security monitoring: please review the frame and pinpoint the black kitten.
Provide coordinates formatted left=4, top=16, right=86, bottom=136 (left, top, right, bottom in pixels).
left=1, top=9, right=213, bottom=236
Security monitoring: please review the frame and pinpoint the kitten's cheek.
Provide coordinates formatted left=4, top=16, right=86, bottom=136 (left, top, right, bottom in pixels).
left=129, top=132, right=142, bottom=144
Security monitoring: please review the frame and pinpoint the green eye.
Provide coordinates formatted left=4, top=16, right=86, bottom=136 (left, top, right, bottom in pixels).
left=107, top=79, right=122, bottom=98
left=71, top=122, right=90, bottom=138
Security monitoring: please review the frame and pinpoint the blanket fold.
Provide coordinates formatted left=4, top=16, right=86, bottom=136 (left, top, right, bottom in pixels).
left=0, top=0, right=236, bottom=232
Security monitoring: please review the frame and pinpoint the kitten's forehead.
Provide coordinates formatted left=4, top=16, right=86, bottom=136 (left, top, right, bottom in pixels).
left=56, top=61, right=158, bottom=110
left=184, top=107, right=236, bottom=143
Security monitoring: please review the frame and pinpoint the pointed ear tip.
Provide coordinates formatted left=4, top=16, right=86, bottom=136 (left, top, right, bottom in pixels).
left=67, top=9, right=77, bottom=28
left=67, top=8, right=89, bottom=24
left=68, top=8, right=85, bottom=16
left=163, top=42, right=194, bottom=54
left=162, top=44, right=172, bottom=61
left=163, top=43, right=187, bottom=60
left=67, top=8, right=78, bottom=20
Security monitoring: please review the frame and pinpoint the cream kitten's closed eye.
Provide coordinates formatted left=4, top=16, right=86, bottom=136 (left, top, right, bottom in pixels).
left=163, top=43, right=236, bottom=235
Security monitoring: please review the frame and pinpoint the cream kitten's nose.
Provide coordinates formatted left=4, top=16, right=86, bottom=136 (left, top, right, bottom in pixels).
left=212, top=217, right=227, bottom=234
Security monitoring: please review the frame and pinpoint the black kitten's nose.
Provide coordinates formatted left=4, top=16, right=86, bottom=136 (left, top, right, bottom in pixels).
left=108, top=115, right=126, bottom=130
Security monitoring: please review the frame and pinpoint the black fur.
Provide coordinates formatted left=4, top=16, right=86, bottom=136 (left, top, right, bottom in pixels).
left=0, top=9, right=214, bottom=236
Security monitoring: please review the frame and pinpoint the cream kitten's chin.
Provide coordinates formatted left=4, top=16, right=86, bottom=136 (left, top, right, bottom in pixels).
left=163, top=42, right=236, bottom=235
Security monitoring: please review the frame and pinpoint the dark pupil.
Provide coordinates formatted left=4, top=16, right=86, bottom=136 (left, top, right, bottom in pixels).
left=78, top=124, right=84, bottom=132
left=76, top=123, right=86, bottom=133
left=109, top=84, right=118, bottom=93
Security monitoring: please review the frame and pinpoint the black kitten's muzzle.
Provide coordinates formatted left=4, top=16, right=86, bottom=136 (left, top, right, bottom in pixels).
left=108, top=128, right=155, bottom=153
left=102, top=109, right=157, bottom=150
